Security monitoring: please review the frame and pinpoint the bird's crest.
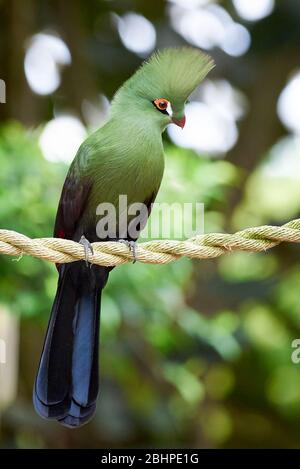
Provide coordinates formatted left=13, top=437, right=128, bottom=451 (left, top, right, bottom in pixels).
left=116, top=47, right=214, bottom=109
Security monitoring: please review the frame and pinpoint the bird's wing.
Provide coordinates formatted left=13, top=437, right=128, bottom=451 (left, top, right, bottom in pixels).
left=54, top=164, right=92, bottom=241
left=138, top=191, right=157, bottom=234
left=126, top=190, right=158, bottom=241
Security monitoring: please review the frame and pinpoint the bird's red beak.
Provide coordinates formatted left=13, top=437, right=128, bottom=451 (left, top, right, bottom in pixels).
left=172, top=116, right=186, bottom=129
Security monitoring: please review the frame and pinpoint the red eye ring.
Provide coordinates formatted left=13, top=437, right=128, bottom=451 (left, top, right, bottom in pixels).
left=153, top=98, right=169, bottom=111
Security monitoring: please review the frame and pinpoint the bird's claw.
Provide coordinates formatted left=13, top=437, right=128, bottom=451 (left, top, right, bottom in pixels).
left=79, top=235, right=94, bottom=267
left=118, top=239, right=138, bottom=263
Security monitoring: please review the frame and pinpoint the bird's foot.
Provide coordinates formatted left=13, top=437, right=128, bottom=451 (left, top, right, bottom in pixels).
left=79, top=235, right=94, bottom=267
left=118, top=239, right=138, bottom=263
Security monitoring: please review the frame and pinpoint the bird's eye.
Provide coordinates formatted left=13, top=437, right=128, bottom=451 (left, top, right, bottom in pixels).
left=153, top=98, right=170, bottom=115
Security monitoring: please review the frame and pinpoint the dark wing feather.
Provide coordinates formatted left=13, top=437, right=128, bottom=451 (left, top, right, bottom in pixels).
left=54, top=166, right=91, bottom=241
left=128, top=191, right=158, bottom=240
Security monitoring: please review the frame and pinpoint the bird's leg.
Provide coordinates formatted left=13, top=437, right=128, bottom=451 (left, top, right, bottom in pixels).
left=79, top=235, right=94, bottom=267
left=118, top=239, right=138, bottom=263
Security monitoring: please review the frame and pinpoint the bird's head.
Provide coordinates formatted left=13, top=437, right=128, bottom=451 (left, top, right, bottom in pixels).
left=111, top=47, right=214, bottom=131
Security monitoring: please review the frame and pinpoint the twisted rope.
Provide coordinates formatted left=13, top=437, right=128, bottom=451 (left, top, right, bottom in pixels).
left=0, top=218, right=300, bottom=267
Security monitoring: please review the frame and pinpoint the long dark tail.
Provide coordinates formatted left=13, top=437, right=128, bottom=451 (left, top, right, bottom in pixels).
left=33, top=262, right=109, bottom=428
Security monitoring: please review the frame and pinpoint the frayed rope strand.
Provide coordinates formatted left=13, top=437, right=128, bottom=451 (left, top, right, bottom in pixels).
left=0, top=218, right=300, bottom=267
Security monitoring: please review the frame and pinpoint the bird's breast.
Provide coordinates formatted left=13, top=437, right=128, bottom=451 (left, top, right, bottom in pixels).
left=85, top=142, right=165, bottom=236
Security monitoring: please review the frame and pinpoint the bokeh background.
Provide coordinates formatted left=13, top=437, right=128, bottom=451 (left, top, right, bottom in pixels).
left=1, top=0, right=300, bottom=449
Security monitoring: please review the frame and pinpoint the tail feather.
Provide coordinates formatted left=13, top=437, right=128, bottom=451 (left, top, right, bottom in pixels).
left=34, top=262, right=108, bottom=428
left=59, top=288, right=102, bottom=427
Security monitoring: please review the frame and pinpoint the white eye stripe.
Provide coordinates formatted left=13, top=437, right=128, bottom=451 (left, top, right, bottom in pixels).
left=166, top=102, right=173, bottom=117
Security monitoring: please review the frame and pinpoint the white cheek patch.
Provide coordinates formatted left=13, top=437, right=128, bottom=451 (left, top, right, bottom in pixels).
left=166, top=102, right=173, bottom=117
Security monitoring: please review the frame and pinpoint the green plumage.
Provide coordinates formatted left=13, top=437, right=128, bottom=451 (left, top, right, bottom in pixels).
left=71, top=47, right=214, bottom=235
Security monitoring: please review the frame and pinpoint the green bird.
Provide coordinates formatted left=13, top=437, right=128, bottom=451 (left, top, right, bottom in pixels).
left=34, top=47, right=214, bottom=427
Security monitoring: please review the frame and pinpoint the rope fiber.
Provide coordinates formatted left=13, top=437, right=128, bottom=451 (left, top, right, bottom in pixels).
left=0, top=218, right=300, bottom=267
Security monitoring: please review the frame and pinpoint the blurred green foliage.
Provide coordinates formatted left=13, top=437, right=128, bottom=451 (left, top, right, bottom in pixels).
left=0, top=123, right=66, bottom=317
